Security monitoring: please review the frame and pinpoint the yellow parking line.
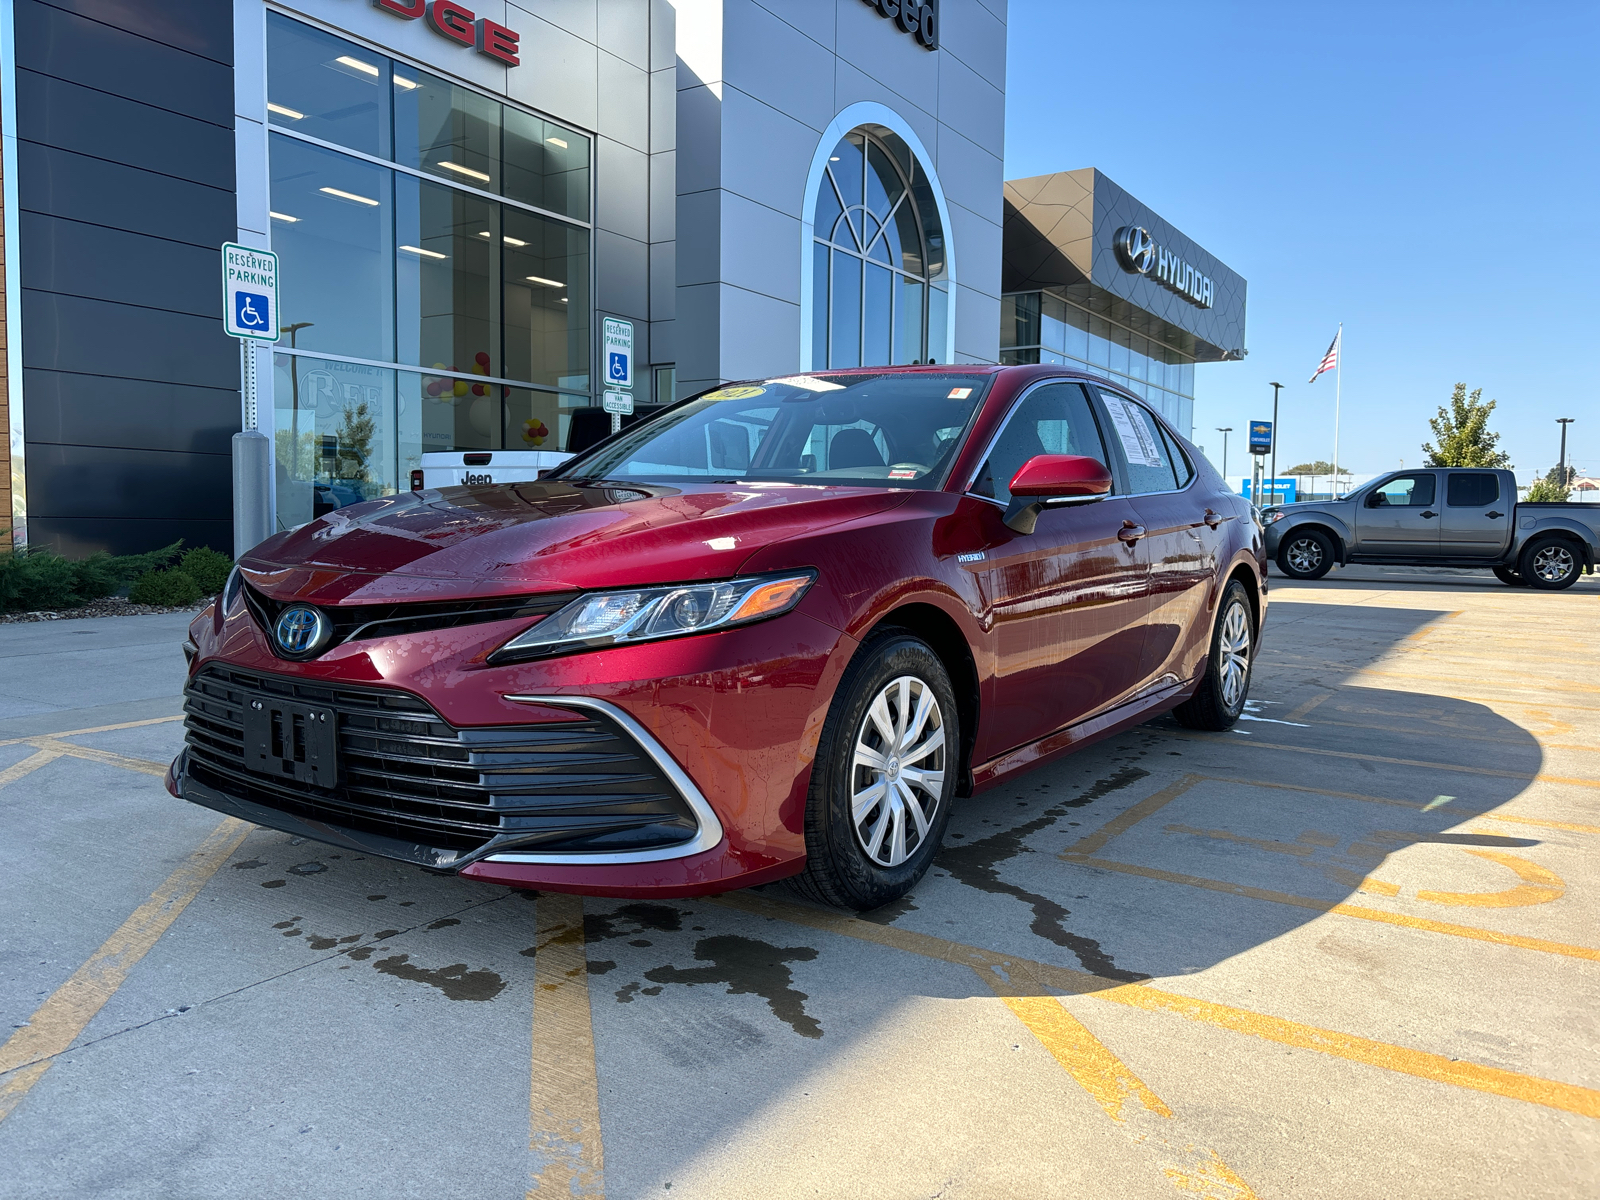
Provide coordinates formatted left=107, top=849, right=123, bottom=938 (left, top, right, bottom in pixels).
left=29, top=738, right=170, bottom=779
left=1476, top=813, right=1600, bottom=836
left=1060, top=853, right=1600, bottom=963
left=0, top=816, right=252, bottom=1123
left=0, top=746, right=63, bottom=791
left=713, top=893, right=1600, bottom=1119
left=1415, top=849, right=1565, bottom=908
left=0, top=714, right=183, bottom=749
left=527, top=893, right=605, bottom=1198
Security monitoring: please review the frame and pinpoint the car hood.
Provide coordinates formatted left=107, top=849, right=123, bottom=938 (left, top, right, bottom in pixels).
left=239, top=480, right=913, bottom=604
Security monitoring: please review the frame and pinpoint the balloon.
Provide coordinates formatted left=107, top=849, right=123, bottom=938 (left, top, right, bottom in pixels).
left=475, top=351, right=490, bottom=367
left=453, top=379, right=469, bottom=397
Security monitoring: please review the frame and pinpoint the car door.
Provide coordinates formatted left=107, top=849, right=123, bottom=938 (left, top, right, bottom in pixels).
left=1354, top=472, right=1441, bottom=555
left=1096, top=390, right=1217, bottom=686
left=1440, top=471, right=1511, bottom=557
left=968, top=381, right=1150, bottom=757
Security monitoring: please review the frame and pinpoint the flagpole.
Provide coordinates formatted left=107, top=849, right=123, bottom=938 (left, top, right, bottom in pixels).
left=1332, top=323, right=1342, bottom=497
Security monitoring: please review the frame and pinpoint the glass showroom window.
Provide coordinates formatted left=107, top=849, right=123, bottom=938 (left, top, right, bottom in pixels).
left=811, top=128, right=947, bottom=369
left=264, top=13, right=592, bottom=528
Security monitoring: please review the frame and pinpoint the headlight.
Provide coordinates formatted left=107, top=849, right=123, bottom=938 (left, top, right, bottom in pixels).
left=490, top=571, right=815, bottom=663
left=221, top=567, right=243, bottom=611
left=1262, top=510, right=1285, bottom=524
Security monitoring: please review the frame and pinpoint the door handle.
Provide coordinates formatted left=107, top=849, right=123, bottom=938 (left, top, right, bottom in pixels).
left=1203, top=509, right=1223, bottom=529
left=1486, top=510, right=1503, bottom=519
left=1420, top=510, right=1438, bottom=519
left=1117, top=521, right=1146, bottom=544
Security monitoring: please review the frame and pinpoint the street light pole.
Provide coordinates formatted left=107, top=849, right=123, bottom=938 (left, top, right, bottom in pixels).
left=1216, top=427, right=1232, bottom=479
left=1557, top=418, right=1575, bottom=489
left=1269, top=382, right=1284, bottom=503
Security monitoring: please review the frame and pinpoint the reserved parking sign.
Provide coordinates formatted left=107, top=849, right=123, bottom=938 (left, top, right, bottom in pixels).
left=222, top=243, right=280, bottom=342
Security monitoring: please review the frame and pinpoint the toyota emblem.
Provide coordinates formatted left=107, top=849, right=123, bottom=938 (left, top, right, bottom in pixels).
left=1113, top=226, right=1156, bottom=275
left=274, top=606, right=330, bottom=656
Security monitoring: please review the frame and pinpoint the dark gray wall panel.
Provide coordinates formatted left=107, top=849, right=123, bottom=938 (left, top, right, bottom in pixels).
left=20, top=213, right=222, bottom=318
left=15, top=70, right=233, bottom=188
left=23, top=291, right=238, bottom=389
left=16, top=0, right=231, bottom=120
left=24, top=444, right=231, bottom=522
left=30, top=0, right=230, bottom=65
left=16, top=142, right=234, bottom=249
left=29, top=517, right=232, bottom=558
left=22, top=370, right=237, bottom=455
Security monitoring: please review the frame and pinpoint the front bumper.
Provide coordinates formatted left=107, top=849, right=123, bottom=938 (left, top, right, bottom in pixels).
left=173, top=602, right=854, bottom=895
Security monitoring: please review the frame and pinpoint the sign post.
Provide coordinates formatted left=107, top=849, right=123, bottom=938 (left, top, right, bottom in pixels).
left=222, top=243, right=280, bottom=558
left=601, top=317, right=635, bottom=434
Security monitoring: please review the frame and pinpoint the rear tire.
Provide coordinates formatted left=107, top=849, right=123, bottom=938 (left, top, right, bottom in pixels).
left=1276, top=529, right=1335, bottom=580
left=793, top=634, right=958, bottom=911
left=1519, top=536, right=1582, bottom=591
left=1492, top=566, right=1525, bottom=586
left=1173, top=580, right=1256, bottom=731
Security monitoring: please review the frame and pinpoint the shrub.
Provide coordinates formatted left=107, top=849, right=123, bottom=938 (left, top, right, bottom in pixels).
left=177, top=546, right=233, bottom=594
left=0, top=540, right=190, bottom=613
left=127, top=568, right=204, bottom=607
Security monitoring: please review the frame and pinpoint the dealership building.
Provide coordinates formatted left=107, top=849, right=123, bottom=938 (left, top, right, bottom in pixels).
left=0, top=0, right=1246, bottom=555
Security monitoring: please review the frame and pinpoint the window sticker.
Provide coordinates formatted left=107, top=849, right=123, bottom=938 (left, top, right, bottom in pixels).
left=703, top=386, right=766, bottom=400
left=888, top=467, right=918, bottom=480
left=946, top=387, right=972, bottom=399
left=1103, top=397, right=1163, bottom=467
left=766, top=375, right=843, bottom=392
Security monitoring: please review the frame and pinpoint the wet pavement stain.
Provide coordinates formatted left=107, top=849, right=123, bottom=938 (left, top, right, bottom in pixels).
left=232, top=859, right=266, bottom=870
left=641, top=935, right=823, bottom=1039
left=288, top=862, right=326, bottom=876
left=615, top=981, right=641, bottom=1003
left=426, top=918, right=460, bottom=930
left=372, top=954, right=506, bottom=1001
left=345, top=946, right=376, bottom=962
left=936, top=765, right=1150, bottom=982
left=260, top=880, right=287, bottom=889
left=584, top=903, right=688, bottom=942
left=587, top=960, right=617, bottom=975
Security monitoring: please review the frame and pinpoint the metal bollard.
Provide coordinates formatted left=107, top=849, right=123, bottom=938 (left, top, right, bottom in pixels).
left=231, top=430, right=273, bottom=559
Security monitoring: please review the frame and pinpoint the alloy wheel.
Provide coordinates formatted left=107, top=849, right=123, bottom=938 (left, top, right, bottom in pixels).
left=1286, top=538, right=1323, bottom=573
left=850, top=676, right=946, bottom=868
left=1531, top=545, right=1575, bottom=584
left=1219, top=600, right=1251, bottom=710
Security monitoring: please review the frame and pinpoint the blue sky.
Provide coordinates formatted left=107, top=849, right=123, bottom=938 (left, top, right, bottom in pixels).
left=1003, top=0, right=1599, bottom=482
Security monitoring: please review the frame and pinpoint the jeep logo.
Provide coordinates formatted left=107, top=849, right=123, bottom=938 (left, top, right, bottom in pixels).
left=464, top=472, right=493, bottom=485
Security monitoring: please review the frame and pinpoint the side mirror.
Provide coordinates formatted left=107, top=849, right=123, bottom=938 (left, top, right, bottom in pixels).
left=1364, top=492, right=1383, bottom=508
left=1003, top=454, right=1113, bottom=534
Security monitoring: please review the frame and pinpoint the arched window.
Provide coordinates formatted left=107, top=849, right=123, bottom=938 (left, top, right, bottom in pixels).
left=809, top=126, right=948, bottom=369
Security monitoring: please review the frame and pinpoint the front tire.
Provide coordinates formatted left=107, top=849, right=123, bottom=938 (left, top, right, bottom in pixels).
left=1276, top=529, right=1335, bottom=580
left=793, top=634, right=958, bottom=911
left=1173, top=580, right=1256, bottom=731
left=1519, top=536, right=1582, bottom=590
left=1493, top=566, right=1525, bottom=586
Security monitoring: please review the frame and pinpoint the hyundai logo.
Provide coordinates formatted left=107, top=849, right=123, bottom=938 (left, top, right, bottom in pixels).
left=274, top=606, right=330, bottom=656
left=1113, top=226, right=1156, bottom=275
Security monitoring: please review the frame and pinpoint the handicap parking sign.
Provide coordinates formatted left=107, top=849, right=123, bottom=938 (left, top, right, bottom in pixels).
left=602, top=317, right=633, bottom=389
left=221, top=242, right=280, bottom=342
left=234, top=291, right=271, bottom=333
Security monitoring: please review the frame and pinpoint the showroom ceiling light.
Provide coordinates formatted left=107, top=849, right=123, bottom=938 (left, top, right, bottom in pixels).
left=269, top=211, right=300, bottom=223
left=546, top=136, right=568, bottom=149
left=525, top=275, right=565, bottom=288
left=267, top=102, right=303, bottom=120
left=477, top=232, right=528, bottom=246
left=319, top=186, right=379, bottom=206
left=393, top=75, right=419, bottom=90
left=437, top=161, right=491, bottom=182
left=335, top=55, right=379, bottom=77
left=399, top=245, right=448, bottom=260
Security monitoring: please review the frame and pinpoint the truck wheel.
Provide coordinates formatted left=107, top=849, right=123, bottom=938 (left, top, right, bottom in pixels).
left=1519, top=536, right=1582, bottom=590
left=1492, top=566, right=1525, bottom=586
left=1173, top=579, right=1255, bottom=731
left=1276, top=529, right=1335, bottom=580
left=793, top=633, right=958, bottom=911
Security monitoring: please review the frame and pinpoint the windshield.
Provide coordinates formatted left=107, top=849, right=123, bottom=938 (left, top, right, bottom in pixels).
left=550, top=372, right=993, bottom=489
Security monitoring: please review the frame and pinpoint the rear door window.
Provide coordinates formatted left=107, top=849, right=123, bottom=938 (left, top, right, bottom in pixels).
left=1098, top=392, right=1180, bottom=493
left=1446, top=472, right=1499, bottom=507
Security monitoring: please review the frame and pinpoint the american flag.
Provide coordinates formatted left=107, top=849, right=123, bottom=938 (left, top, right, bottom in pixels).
left=1308, top=330, right=1340, bottom=382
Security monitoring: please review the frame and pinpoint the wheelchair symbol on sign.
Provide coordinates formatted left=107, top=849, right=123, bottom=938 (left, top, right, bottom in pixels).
left=607, top=351, right=629, bottom=384
left=235, top=290, right=271, bottom=331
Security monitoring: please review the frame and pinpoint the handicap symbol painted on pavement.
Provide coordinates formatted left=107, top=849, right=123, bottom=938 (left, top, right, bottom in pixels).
left=235, top=291, right=271, bottom=331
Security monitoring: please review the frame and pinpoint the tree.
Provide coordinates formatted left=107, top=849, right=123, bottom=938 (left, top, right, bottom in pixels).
left=1284, top=460, right=1350, bottom=476
left=1525, top=477, right=1569, bottom=503
left=1422, top=384, right=1511, bottom=468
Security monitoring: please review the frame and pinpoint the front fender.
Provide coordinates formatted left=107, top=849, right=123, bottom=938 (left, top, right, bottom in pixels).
left=1267, top=508, right=1353, bottom=560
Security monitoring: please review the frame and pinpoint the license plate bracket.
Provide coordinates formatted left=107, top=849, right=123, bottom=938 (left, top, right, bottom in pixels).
left=242, top=698, right=338, bottom=788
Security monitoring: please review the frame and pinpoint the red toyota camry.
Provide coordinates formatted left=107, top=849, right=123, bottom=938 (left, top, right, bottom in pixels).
left=171, top=366, right=1265, bottom=910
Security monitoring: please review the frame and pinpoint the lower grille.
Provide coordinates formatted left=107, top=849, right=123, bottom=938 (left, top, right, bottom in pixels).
left=182, top=664, right=698, bottom=862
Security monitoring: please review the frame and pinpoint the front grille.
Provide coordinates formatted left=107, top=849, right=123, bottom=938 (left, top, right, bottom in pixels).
left=242, top=584, right=574, bottom=655
left=182, top=665, right=698, bottom=860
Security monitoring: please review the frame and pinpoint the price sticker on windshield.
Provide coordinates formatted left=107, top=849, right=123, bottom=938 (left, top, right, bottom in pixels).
left=946, top=387, right=972, bottom=399
left=704, top=386, right=766, bottom=400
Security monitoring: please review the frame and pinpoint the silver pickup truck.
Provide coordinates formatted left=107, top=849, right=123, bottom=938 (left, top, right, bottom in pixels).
left=1262, top=467, right=1599, bottom=590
